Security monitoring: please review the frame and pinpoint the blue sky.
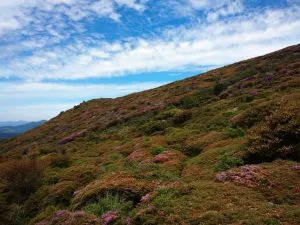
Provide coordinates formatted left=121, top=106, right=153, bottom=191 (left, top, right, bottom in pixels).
left=0, top=0, right=300, bottom=121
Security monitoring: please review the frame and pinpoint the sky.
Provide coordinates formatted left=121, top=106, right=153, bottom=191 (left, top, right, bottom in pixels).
left=0, top=0, right=300, bottom=121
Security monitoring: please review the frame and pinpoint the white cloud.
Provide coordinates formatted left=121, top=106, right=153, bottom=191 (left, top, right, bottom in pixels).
left=0, top=81, right=166, bottom=120
left=0, top=0, right=148, bottom=37
left=1, top=4, right=299, bottom=81
left=207, top=0, right=244, bottom=22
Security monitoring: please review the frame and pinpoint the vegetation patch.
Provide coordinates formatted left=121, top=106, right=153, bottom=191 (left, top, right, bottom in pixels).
left=245, top=101, right=300, bottom=163
left=214, top=153, right=244, bottom=172
left=150, top=146, right=165, bottom=155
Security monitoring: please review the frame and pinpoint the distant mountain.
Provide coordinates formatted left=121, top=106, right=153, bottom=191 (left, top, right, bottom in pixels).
left=0, top=120, right=46, bottom=139
left=0, top=121, right=29, bottom=127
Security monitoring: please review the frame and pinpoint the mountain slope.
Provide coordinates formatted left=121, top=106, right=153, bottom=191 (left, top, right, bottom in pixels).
left=0, top=120, right=46, bottom=139
left=0, top=44, right=299, bottom=225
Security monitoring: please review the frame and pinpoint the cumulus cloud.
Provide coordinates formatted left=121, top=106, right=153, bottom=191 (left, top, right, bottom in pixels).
left=1, top=4, right=300, bottom=80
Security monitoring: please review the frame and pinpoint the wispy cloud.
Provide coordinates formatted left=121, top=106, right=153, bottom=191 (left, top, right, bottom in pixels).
left=1, top=4, right=300, bottom=81
left=0, top=81, right=166, bottom=120
left=0, top=0, right=147, bottom=38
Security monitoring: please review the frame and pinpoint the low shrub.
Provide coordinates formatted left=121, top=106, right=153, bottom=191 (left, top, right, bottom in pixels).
left=140, top=120, right=168, bottom=135
left=213, top=83, right=226, bottom=95
left=183, top=141, right=203, bottom=157
left=172, top=110, right=192, bottom=124
left=245, top=101, right=300, bottom=163
left=0, top=159, right=44, bottom=200
left=84, top=192, right=133, bottom=216
left=232, top=102, right=274, bottom=128
left=214, top=153, right=244, bottom=172
left=181, top=88, right=213, bottom=109
left=49, top=154, right=71, bottom=168
left=60, top=165, right=99, bottom=187
left=225, top=127, right=245, bottom=138
left=244, top=95, right=255, bottom=103
left=6, top=204, right=29, bottom=225
left=152, top=188, right=181, bottom=212
left=150, top=147, right=165, bottom=155
left=48, top=181, right=76, bottom=205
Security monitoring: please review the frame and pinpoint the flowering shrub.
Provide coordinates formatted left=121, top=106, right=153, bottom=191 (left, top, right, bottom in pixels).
left=246, top=101, right=300, bottom=162
left=215, top=165, right=268, bottom=188
left=102, top=211, right=118, bottom=225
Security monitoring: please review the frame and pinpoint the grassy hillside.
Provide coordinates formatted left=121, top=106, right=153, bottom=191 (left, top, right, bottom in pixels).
left=0, top=44, right=299, bottom=225
left=0, top=121, right=46, bottom=140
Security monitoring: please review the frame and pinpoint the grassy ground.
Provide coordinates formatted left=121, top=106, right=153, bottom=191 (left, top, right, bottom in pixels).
left=0, top=44, right=299, bottom=225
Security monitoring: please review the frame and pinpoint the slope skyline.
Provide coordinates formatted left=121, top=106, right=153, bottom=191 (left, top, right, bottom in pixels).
left=1, top=0, right=300, bottom=121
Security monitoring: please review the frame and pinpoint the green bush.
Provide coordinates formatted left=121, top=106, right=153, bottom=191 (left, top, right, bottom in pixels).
left=213, top=83, right=226, bottom=95
left=48, top=181, right=76, bottom=205
left=181, top=88, right=212, bottom=109
left=225, top=127, right=245, bottom=138
left=172, top=110, right=191, bottom=124
left=84, top=192, right=133, bottom=216
left=152, top=188, right=181, bottom=212
left=183, top=141, right=203, bottom=157
left=151, top=146, right=165, bottom=155
left=214, top=153, right=244, bottom=172
left=49, top=154, right=71, bottom=168
left=6, top=204, right=29, bottom=225
left=244, top=95, right=255, bottom=103
left=140, top=120, right=168, bottom=135
left=181, top=95, right=200, bottom=108
left=233, top=102, right=273, bottom=128
left=245, top=101, right=300, bottom=163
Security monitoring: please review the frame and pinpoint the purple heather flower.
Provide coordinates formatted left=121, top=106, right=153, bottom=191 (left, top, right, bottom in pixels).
left=147, top=204, right=155, bottom=211
left=124, top=217, right=132, bottom=225
left=140, top=193, right=151, bottom=203
left=291, top=165, right=300, bottom=171
left=249, top=89, right=258, bottom=96
left=102, top=211, right=118, bottom=225
left=215, top=172, right=227, bottom=182
left=56, top=210, right=66, bottom=216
